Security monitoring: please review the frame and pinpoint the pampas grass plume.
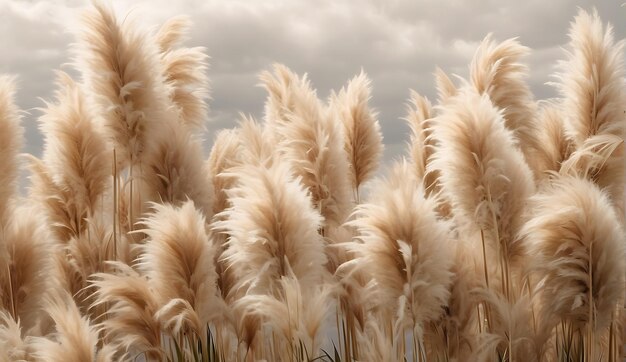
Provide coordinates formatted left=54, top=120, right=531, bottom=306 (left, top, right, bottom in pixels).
left=349, top=160, right=453, bottom=331
left=0, top=75, right=22, bottom=225
left=330, top=71, right=383, bottom=192
left=139, top=201, right=220, bottom=335
left=522, top=175, right=625, bottom=331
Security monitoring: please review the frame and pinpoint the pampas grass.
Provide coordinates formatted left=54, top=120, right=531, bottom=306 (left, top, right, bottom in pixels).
left=36, top=72, right=111, bottom=240
left=30, top=291, right=114, bottom=362
left=330, top=71, right=383, bottom=196
left=0, top=76, right=22, bottom=226
left=430, top=89, right=534, bottom=267
left=3, top=4, right=626, bottom=361
left=0, top=206, right=54, bottom=334
left=76, top=1, right=170, bottom=169
left=139, top=201, right=220, bottom=337
left=156, top=16, right=210, bottom=131
left=532, top=102, right=573, bottom=181
left=521, top=176, right=625, bottom=353
left=260, top=64, right=352, bottom=230
left=405, top=91, right=432, bottom=181
left=470, top=35, right=539, bottom=165
left=0, top=311, right=29, bottom=361
left=217, top=161, right=327, bottom=297
left=557, top=9, right=626, bottom=218
left=347, top=160, right=454, bottom=359
left=140, top=122, right=213, bottom=216
left=216, top=160, right=329, bottom=358
left=91, top=262, right=163, bottom=359
left=434, top=67, right=457, bottom=104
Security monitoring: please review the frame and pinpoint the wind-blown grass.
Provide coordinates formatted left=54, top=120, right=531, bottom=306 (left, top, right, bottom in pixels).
left=0, top=4, right=623, bottom=362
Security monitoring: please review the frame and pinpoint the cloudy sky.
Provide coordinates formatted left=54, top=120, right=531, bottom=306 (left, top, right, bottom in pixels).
left=1, top=0, right=625, bottom=166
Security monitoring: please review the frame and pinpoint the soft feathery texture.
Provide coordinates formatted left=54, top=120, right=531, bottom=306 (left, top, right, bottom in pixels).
left=207, top=117, right=274, bottom=216
left=239, top=117, right=276, bottom=167
left=0, top=206, right=54, bottom=334
left=216, top=161, right=327, bottom=298
left=0, top=312, right=29, bottom=362
left=155, top=16, right=190, bottom=52
left=65, top=216, right=115, bottom=311
left=434, top=67, right=457, bottom=104
left=207, top=128, right=242, bottom=223
left=206, top=127, right=244, bottom=299
left=429, top=90, right=535, bottom=263
left=405, top=91, right=452, bottom=218
left=75, top=1, right=171, bottom=169
left=91, top=262, right=162, bottom=358
left=405, top=91, right=432, bottom=181
left=235, top=272, right=334, bottom=359
left=30, top=292, right=114, bottom=362
left=348, top=160, right=454, bottom=333
left=531, top=102, right=573, bottom=182
left=359, top=319, right=396, bottom=362
left=557, top=9, right=625, bottom=216
left=138, top=201, right=219, bottom=336
left=140, top=121, right=213, bottom=217
left=38, top=72, right=111, bottom=238
left=157, top=16, right=209, bottom=131
left=259, top=63, right=303, bottom=134
left=558, top=9, right=625, bottom=146
left=329, top=71, right=383, bottom=192
left=424, top=245, right=482, bottom=360
left=260, top=64, right=352, bottom=229
left=27, top=156, right=77, bottom=243
left=0, top=76, right=22, bottom=226
left=471, top=290, right=539, bottom=361
left=470, top=35, right=539, bottom=165
left=521, top=176, right=625, bottom=331
left=236, top=115, right=275, bottom=167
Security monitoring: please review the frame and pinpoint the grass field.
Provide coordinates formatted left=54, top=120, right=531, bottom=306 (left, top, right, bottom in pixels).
left=0, top=3, right=624, bottom=361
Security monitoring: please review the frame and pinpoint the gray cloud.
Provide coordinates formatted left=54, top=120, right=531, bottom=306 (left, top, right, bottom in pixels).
left=1, top=0, right=625, bottom=166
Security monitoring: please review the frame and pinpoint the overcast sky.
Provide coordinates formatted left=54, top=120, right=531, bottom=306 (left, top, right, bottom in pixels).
left=1, top=0, right=625, bottom=166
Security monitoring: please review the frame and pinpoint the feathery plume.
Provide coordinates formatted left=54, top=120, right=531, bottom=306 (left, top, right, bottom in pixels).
left=207, top=128, right=241, bottom=216
left=91, top=262, right=162, bottom=358
left=260, top=64, right=352, bottom=228
left=521, top=176, right=625, bottom=331
left=470, top=34, right=539, bottom=163
left=0, top=206, right=55, bottom=333
left=236, top=115, right=275, bottom=167
left=405, top=91, right=433, bottom=181
left=531, top=102, right=573, bottom=181
left=140, top=122, right=213, bottom=216
left=217, top=161, right=327, bottom=297
left=0, top=312, right=29, bottom=361
left=434, top=67, right=457, bottom=104
left=259, top=63, right=303, bottom=133
left=348, top=160, right=453, bottom=334
left=557, top=9, right=625, bottom=215
left=235, top=271, right=334, bottom=359
left=139, top=201, right=220, bottom=335
left=155, top=16, right=190, bottom=52
left=65, top=217, right=115, bottom=311
left=76, top=2, right=170, bottom=169
left=359, top=319, right=396, bottom=362
left=38, top=72, right=111, bottom=238
left=27, top=156, right=77, bottom=243
left=471, top=290, right=539, bottom=361
left=429, top=90, right=535, bottom=265
left=330, top=71, right=383, bottom=192
left=157, top=16, right=209, bottom=131
left=30, top=292, right=114, bottom=362
left=0, top=75, right=22, bottom=226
